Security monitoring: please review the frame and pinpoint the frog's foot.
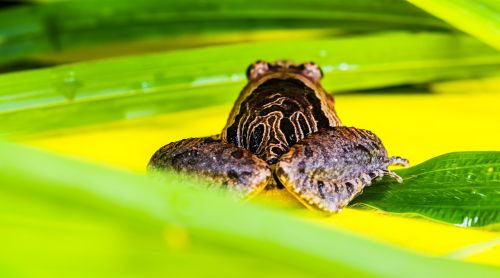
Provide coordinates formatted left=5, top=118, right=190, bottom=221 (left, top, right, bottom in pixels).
left=148, top=136, right=271, bottom=198
left=276, top=126, right=407, bottom=213
left=369, top=156, right=408, bottom=184
left=389, top=156, right=410, bottom=168
left=368, top=169, right=404, bottom=184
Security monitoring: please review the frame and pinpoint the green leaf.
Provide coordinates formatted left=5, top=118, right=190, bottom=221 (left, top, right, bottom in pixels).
left=1, top=141, right=499, bottom=277
left=408, top=0, right=500, bottom=51
left=353, top=152, right=500, bottom=228
left=1, top=32, right=499, bottom=137
left=0, top=0, right=449, bottom=67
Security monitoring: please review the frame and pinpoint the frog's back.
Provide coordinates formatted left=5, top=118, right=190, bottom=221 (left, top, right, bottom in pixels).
left=222, top=61, right=341, bottom=164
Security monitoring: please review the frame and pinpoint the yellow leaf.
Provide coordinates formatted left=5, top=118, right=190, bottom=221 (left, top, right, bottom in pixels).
left=23, top=76, right=500, bottom=266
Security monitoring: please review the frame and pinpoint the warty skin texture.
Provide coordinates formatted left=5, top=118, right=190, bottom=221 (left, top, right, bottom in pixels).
left=149, top=60, right=408, bottom=213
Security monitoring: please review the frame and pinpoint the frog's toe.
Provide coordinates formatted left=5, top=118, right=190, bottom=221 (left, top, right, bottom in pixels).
left=389, top=156, right=410, bottom=168
left=148, top=136, right=271, bottom=198
left=383, top=170, right=404, bottom=183
left=368, top=169, right=404, bottom=183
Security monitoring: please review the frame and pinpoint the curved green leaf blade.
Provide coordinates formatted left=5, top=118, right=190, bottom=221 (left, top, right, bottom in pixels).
left=0, top=0, right=450, bottom=67
left=0, top=141, right=499, bottom=277
left=353, top=152, right=500, bottom=227
left=1, top=32, right=499, bottom=137
left=408, top=0, right=500, bottom=51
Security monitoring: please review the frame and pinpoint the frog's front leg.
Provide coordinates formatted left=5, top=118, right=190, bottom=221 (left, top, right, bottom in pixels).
left=148, top=136, right=271, bottom=198
left=276, top=127, right=408, bottom=213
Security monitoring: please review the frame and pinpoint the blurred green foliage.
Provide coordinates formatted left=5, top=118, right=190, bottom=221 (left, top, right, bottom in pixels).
left=1, top=141, right=499, bottom=277
left=0, top=0, right=499, bottom=277
left=1, top=32, right=499, bottom=137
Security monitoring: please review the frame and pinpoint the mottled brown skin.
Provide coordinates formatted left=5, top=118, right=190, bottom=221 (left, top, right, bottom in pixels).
left=149, top=136, right=271, bottom=198
left=149, top=60, right=408, bottom=213
left=222, top=60, right=341, bottom=164
left=277, top=127, right=408, bottom=212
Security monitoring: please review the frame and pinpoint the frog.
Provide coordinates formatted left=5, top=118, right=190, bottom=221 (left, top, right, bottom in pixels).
left=148, top=60, right=409, bottom=213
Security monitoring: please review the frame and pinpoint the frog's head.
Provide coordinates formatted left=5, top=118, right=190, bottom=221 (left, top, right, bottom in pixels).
left=246, top=60, right=323, bottom=83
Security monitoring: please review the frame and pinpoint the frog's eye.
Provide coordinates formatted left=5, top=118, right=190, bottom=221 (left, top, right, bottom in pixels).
left=300, top=62, right=323, bottom=83
left=246, top=60, right=271, bottom=80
